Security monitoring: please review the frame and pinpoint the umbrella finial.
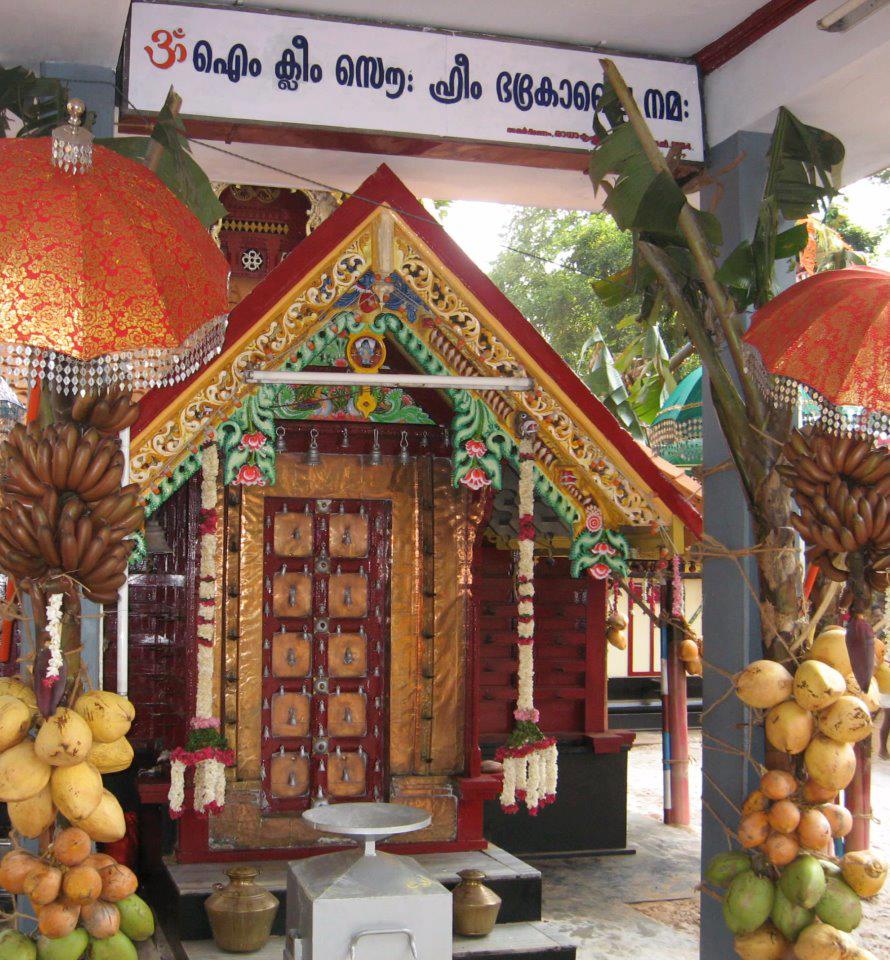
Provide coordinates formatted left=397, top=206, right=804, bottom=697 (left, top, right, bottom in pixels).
left=51, top=98, right=93, bottom=175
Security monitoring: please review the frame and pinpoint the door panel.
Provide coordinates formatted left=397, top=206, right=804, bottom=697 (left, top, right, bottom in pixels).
left=261, top=497, right=390, bottom=812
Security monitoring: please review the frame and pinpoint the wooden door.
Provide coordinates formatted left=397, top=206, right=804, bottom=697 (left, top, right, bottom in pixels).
left=261, top=497, right=390, bottom=813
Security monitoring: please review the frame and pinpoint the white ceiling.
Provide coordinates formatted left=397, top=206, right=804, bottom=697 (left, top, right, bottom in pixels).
left=0, top=0, right=767, bottom=70
left=3, top=0, right=890, bottom=202
left=0, top=0, right=131, bottom=70
left=216, top=0, right=765, bottom=58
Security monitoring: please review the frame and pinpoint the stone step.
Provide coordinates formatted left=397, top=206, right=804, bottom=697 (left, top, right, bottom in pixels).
left=180, top=924, right=575, bottom=960
left=155, top=845, right=542, bottom=942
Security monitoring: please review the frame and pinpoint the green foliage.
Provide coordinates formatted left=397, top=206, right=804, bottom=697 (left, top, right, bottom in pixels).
left=822, top=204, right=880, bottom=254
left=0, top=65, right=69, bottom=137
left=489, top=207, right=693, bottom=367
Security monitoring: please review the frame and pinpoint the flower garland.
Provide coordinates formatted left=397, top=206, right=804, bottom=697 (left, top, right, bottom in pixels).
left=168, top=440, right=234, bottom=819
left=496, top=430, right=558, bottom=815
left=43, top=594, right=64, bottom=688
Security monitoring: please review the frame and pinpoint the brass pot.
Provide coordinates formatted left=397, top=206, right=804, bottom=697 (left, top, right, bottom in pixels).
left=205, top=867, right=279, bottom=952
left=452, top=868, right=501, bottom=937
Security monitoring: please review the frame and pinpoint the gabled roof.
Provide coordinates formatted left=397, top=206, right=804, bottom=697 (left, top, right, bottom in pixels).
left=133, top=164, right=701, bottom=539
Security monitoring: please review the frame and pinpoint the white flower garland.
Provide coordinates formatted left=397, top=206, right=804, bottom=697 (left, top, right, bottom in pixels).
left=168, top=441, right=233, bottom=820
left=44, top=594, right=64, bottom=688
left=497, top=432, right=558, bottom=815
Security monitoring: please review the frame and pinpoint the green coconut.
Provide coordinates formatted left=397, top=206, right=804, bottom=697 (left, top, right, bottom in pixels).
left=723, top=870, right=775, bottom=936
left=88, top=934, right=136, bottom=960
left=36, top=930, right=88, bottom=960
left=814, top=877, right=862, bottom=932
left=115, top=895, right=155, bottom=943
left=770, top=886, right=814, bottom=942
left=0, top=931, right=37, bottom=960
left=705, top=851, right=752, bottom=888
left=779, top=855, right=827, bottom=909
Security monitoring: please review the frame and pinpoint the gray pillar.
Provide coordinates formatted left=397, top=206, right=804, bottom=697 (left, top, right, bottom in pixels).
left=699, top=131, right=776, bottom=958
left=40, top=62, right=115, bottom=138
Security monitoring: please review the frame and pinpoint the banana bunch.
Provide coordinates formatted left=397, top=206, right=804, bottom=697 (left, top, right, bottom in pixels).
left=2, top=423, right=125, bottom=505
left=780, top=430, right=890, bottom=590
left=0, top=422, right=143, bottom=602
left=70, top=388, right=140, bottom=437
left=0, top=485, right=141, bottom=602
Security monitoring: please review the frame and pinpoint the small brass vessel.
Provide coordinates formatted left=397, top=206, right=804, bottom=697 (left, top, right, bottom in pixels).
left=452, top=868, right=502, bottom=937
left=205, top=866, right=279, bottom=952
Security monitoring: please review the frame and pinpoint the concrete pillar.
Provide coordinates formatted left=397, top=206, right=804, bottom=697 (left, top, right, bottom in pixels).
left=40, top=62, right=116, bottom=138
left=699, top=130, right=781, bottom=959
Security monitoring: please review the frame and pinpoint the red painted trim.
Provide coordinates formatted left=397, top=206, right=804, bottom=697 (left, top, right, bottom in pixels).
left=695, top=0, right=820, bottom=74
left=466, top=490, right=494, bottom=779
left=174, top=838, right=486, bottom=863
left=585, top=577, right=608, bottom=734
left=118, top=115, right=592, bottom=173
left=136, top=164, right=701, bottom=536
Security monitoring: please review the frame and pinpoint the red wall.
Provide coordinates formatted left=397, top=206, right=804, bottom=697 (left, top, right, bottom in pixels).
left=475, top=545, right=607, bottom=742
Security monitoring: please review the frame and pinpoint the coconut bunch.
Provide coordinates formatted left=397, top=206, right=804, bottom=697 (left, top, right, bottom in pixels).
left=780, top=430, right=890, bottom=592
left=677, top=626, right=704, bottom=677
left=0, top=828, right=155, bottom=946
left=0, top=686, right=134, bottom=847
left=0, top=423, right=143, bottom=602
left=713, top=626, right=888, bottom=958
left=707, top=843, right=886, bottom=960
left=605, top=612, right=627, bottom=650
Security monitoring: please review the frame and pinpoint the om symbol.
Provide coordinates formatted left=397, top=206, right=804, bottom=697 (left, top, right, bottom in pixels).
left=144, top=28, right=187, bottom=70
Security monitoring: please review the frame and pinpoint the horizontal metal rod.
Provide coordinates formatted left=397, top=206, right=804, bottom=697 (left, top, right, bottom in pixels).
left=245, top=370, right=534, bottom=391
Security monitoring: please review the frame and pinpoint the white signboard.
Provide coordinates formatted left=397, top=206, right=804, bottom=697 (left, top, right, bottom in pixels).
left=126, top=2, right=704, bottom=162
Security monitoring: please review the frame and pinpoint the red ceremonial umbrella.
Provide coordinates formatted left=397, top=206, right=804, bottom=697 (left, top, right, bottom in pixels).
left=743, top=265, right=889, bottom=430
left=0, top=103, right=229, bottom=393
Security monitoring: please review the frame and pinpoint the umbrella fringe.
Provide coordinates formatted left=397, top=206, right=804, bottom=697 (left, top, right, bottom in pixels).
left=0, top=314, right=227, bottom=394
left=743, top=343, right=890, bottom=440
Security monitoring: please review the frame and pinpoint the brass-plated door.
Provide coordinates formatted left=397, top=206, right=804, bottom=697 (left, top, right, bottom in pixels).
left=261, top=497, right=390, bottom=812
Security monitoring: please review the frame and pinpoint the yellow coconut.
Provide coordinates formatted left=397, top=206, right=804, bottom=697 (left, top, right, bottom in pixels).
left=34, top=708, right=94, bottom=767
left=841, top=850, right=887, bottom=898
left=807, top=627, right=852, bottom=676
left=735, top=660, right=794, bottom=709
left=804, top=734, right=857, bottom=793
left=0, top=694, right=32, bottom=752
left=50, top=761, right=103, bottom=821
left=73, top=691, right=134, bottom=743
left=793, top=660, right=847, bottom=712
left=0, top=677, right=37, bottom=714
left=7, top=783, right=56, bottom=838
left=87, top=736, right=134, bottom=775
left=875, top=661, right=890, bottom=694
left=0, top=738, right=52, bottom=801
left=732, top=923, right=787, bottom=960
left=855, top=677, right=880, bottom=714
left=73, top=788, right=126, bottom=843
left=764, top=700, right=815, bottom=754
left=793, top=922, right=855, bottom=960
left=817, top=695, right=873, bottom=744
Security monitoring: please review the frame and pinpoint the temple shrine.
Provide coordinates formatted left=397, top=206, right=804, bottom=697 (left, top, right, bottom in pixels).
left=107, top=166, right=700, bottom=882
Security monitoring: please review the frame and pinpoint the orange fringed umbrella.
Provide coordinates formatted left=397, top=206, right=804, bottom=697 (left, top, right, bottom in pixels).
left=0, top=105, right=228, bottom=393
left=743, top=266, right=889, bottom=432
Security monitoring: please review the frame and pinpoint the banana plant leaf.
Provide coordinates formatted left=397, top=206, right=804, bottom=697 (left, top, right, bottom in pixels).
left=0, top=65, right=68, bottom=137
left=98, top=94, right=225, bottom=228
left=579, top=326, right=644, bottom=440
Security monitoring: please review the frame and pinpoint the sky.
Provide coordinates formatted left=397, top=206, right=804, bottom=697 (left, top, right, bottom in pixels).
left=438, top=176, right=890, bottom=273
